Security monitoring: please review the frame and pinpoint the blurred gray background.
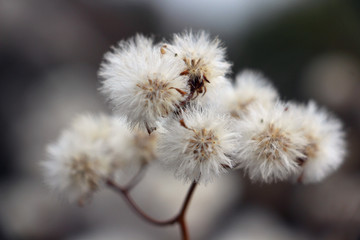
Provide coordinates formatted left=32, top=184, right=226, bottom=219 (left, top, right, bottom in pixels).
left=1, top=0, right=360, bottom=239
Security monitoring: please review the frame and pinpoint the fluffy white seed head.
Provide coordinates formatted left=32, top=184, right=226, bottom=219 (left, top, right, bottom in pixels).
left=111, top=127, right=158, bottom=184
left=289, top=101, right=346, bottom=183
left=223, top=70, right=279, bottom=118
left=125, top=128, right=158, bottom=165
left=42, top=114, right=158, bottom=204
left=158, top=105, right=238, bottom=184
left=99, top=34, right=188, bottom=132
left=163, top=30, right=231, bottom=104
left=42, top=114, right=133, bottom=204
left=236, top=102, right=308, bottom=183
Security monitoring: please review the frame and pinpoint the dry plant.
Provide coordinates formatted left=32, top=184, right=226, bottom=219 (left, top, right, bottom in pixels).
left=42, top=30, right=346, bottom=240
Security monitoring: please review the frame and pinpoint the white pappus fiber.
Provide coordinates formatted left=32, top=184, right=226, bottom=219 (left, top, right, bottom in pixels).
left=163, top=30, right=232, bottom=105
left=236, top=102, right=308, bottom=183
left=99, top=34, right=188, bottom=133
left=224, top=70, right=279, bottom=118
left=288, top=101, right=346, bottom=183
left=157, top=105, right=238, bottom=184
left=42, top=114, right=157, bottom=204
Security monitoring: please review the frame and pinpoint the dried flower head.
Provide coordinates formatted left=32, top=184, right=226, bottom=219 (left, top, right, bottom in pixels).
left=236, top=102, right=308, bottom=183
left=163, top=30, right=231, bottom=104
left=99, top=35, right=188, bottom=133
left=158, top=105, right=237, bottom=183
left=289, top=101, right=346, bottom=183
left=127, top=128, right=158, bottom=165
left=223, top=70, right=279, bottom=118
left=42, top=114, right=134, bottom=204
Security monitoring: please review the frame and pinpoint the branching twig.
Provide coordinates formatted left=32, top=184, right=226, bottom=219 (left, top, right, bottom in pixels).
left=106, top=177, right=198, bottom=240
left=123, top=164, right=148, bottom=191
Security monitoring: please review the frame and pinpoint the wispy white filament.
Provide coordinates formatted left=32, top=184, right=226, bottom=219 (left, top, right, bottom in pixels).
left=158, top=105, right=238, bottom=184
left=164, top=30, right=232, bottom=104
left=223, top=70, right=279, bottom=118
left=236, top=102, right=307, bottom=183
left=99, top=35, right=188, bottom=132
left=42, top=114, right=157, bottom=203
left=288, top=101, right=346, bottom=183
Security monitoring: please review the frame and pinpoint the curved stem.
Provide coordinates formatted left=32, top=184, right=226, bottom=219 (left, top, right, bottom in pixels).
left=176, top=181, right=197, bottom=240
left=107, top=179, right=175, bottom=225
left=106, top=179, right=198, bottom=239
left=179, top=217, right=189, bottom=240
left=124, top=164, right=147, bottom=191
left=177, top=181, right=198, bottom=219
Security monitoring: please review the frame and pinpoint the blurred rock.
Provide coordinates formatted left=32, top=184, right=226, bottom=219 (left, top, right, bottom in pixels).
left=213, top=208, right=311, bottom=240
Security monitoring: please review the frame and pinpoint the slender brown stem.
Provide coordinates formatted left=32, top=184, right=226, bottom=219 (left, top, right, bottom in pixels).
left=177, top=181, right=198, bottom=219
left=124, top=164, right=147, bottom=191
left=106, top=179, right=198, bottom=239
left=179, top=217, right=189, bottom=240
left=176, top=181, right=197, bottom=240
left=107, top=179, right=175, bottom=225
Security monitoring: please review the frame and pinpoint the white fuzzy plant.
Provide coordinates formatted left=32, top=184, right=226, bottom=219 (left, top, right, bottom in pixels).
left=42, top=30, right=346, bottom=240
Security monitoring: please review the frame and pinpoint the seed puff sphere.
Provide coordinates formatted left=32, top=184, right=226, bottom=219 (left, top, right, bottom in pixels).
left=158, top=105, right=238, bottom=184
left=99, top=35, right=188, bottom=133
left=42, top=114, right=132, bottom=204
left=131, top=129, right=158, bottom=164
left=224, top=70, right=279, bottom=118
left=163, top=30, right=232, bottom=104
left=289, top=101, right=346, bottom=183
left=236, top=102, right=308, bottom=183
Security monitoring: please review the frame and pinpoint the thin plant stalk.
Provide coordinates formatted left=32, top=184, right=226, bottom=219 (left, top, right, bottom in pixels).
left=106, top=176, right=198, bottom=240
